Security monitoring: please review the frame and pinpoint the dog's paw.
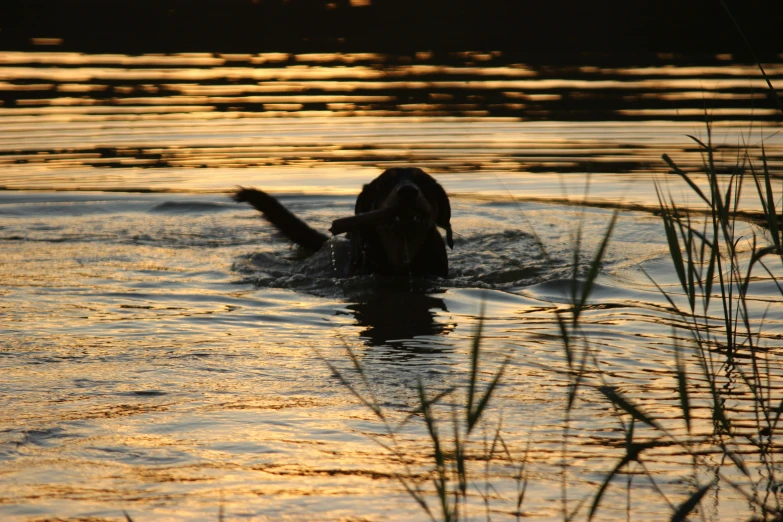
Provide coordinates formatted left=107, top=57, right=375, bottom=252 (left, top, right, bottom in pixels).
left=231, top=187, right=259, bottom=203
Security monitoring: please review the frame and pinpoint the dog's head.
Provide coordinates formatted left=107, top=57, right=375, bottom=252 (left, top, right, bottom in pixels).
left=353, top=167, right=452, bottom=275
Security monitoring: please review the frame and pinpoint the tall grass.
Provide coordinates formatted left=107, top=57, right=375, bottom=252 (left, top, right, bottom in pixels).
left=558, top=122, right=783, bottom=520
left=645, top=123, right=783, bottom=520
left=326, top=121, right=783, bottom=520
left=322, top=317, right=515, bottom=522
left=324, top=210, right=627, bottom=521
left=556, top=126, right=783, bottom=520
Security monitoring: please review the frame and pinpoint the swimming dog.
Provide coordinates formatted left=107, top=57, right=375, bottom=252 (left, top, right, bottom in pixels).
left=233, top=167, right=453, bottom=277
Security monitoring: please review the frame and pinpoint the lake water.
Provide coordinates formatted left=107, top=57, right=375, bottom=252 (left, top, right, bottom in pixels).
left=2, top=51, right=783, bottom=521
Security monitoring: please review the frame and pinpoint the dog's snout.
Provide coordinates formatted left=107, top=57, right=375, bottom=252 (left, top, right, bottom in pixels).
left=396, top=182, right=420, bottom=200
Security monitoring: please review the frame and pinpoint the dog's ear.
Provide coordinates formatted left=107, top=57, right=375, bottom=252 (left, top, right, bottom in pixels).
left=431, top=182, right=454, bottom=249
left=355, top=179, right=379, bottom=215
left=416, top=172, right=454, bottom=249
left=356, top=168, right=399, bottom=214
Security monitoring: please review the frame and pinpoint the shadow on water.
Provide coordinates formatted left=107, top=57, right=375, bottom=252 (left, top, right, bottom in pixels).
left=231, top=218, right=564, bottom=352
left=233, top=243, right=458, bottom=351
left=346, top=291, right=454, bottom=349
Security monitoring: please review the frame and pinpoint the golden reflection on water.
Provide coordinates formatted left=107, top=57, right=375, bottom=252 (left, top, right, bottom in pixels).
left=4, top=215, right=783, bottom=519
left=0, top=51, right=780, bottom=119
left=1, top=50, right=781, bottom=205
left=2, top=51, right=783, bottom=520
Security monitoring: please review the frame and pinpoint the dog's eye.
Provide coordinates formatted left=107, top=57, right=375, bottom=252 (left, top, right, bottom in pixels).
left=394, top=216, right=401, bottom=222
left=412, top=215, right=420, bottom=223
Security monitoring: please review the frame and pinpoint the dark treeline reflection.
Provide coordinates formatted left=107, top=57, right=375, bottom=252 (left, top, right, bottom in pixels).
left=2, top=0, right=782, bottom=55
left=1, top=50, right=781, bottom=124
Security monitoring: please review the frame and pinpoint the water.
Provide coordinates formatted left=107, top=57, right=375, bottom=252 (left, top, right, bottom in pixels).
left=2, top=51, right=783, bottom=521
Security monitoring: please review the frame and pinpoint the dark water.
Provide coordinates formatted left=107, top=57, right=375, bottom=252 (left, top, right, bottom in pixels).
left=2, top=51, right=783, bottom=521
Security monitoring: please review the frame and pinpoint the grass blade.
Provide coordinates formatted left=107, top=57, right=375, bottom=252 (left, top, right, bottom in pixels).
left=686, top=134, right=710, bottom=152
left=399, top=479, right=436, bottom=521
left=663, top=153, right=710, bottom=206
left=556, top=310, right=573, bottom=369
left=417, top=380, right=444, bottom=469
left=467, top=358, right=509, bottom=434
left=322, top=356, right=384, bottom=420
left=721, top=443, right=750, bottom=478
left=654, top=184, right=689, bottom=300
left=588, top=455, right=632, bottom=521
left=673, top=333, right=692, bottom=434
left=401, top=387, right=456, bottom=427
left=671, top=480, right=716, bottom=522
left=573, top=211, right=618, bottom=323
left=452, top=408, right=467, bottom=498
left=598, top=385, right=664, bottom=431
left=704, top=223, right=717, bottom=311
left=466, top=304, right=486, bottom=430
left=416, top=379, right=453, bottom=522
left=761, top=143, right=782, bottom=250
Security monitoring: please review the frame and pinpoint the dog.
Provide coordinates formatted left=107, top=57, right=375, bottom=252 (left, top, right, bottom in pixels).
left=233, top=167, right=453, bottom=277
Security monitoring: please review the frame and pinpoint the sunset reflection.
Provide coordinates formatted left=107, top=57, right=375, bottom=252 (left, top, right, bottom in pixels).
left=2, top=47, right=783, bottom=521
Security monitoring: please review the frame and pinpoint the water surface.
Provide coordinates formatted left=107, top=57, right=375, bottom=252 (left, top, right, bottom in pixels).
left=2, top=51, right=783, bottom=521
